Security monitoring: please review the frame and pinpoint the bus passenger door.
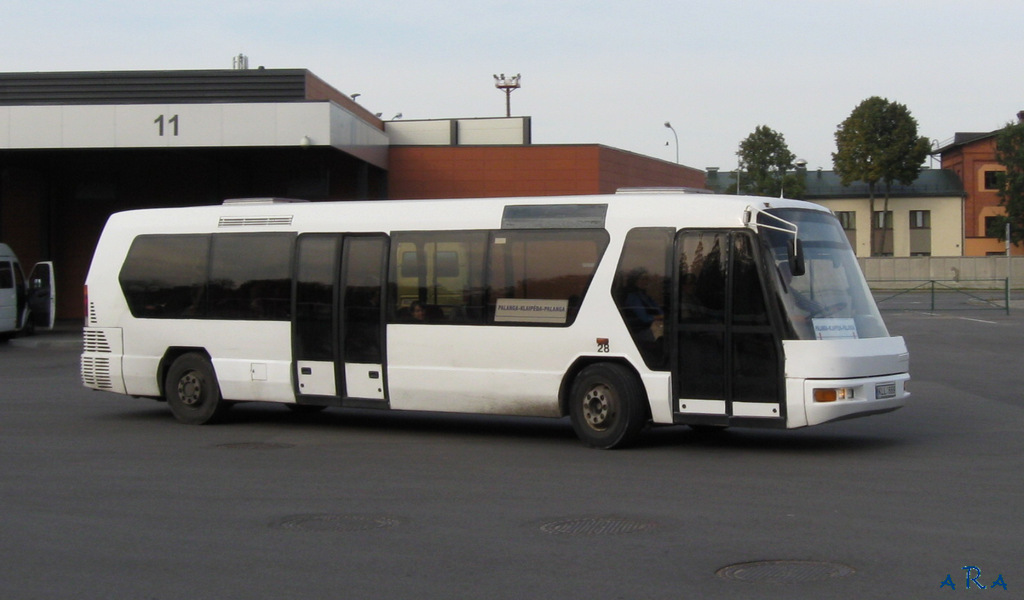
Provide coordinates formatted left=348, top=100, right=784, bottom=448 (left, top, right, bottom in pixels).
left=294, top=234, right=388, bottom=403
left=674, top=230, right=782, bottom=423
left=339, top=235, right=388, bottom=402
left=294, top=234, right=342, bottom=397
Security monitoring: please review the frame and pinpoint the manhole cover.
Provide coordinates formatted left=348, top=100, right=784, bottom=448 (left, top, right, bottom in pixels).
left=539, top=517, right=656, bottom=536
left=273, top=514, right=401, bottom=532
left=215, top=442, right=295, bottom=450
left=716, top=560, right=855, bottom=583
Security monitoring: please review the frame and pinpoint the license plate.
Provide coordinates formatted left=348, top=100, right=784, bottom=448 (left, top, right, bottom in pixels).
left=875, top=383, right=897, bottom=399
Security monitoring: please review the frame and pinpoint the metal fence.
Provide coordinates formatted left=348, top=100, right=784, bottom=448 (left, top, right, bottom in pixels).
left=869, top=279, right=1010, bottom=314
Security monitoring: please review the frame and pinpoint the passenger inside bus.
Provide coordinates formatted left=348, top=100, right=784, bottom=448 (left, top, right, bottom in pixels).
left=621, top=268, right=665, bottom=342
left=397, top=300, right=445, bottom=323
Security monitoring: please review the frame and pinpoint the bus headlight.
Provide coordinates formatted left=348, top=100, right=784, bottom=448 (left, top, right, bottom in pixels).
left=813, top=387, right=855, bottom=403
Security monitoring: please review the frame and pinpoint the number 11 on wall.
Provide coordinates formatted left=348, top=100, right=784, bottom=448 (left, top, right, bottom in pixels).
left=154, top=114, right=180, bottom=136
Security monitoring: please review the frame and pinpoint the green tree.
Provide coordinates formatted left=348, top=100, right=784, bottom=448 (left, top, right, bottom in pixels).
left=990, top=115, right=1024, bottom=247
left=735, top=125, right=804, bottom=198
left=832, top=97, right=930, bottom=255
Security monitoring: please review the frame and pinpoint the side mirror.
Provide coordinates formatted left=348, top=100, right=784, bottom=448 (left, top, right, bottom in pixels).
left=787, top=239, right=805, bottom=276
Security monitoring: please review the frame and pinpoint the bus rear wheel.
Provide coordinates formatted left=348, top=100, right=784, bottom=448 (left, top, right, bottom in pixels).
left=164, top=353, right=227, bottom=425
left=569, top=364, right=647, bottom=449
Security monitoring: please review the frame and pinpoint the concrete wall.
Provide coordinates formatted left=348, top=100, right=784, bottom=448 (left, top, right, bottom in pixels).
left=386, top=117, right=531, bottom=146
left=860, top=256, right=1024, bottom=288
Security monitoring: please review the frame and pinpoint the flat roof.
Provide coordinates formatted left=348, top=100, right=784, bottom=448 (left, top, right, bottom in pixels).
left=0, top=69, right=312, bottom=105
left=0, top=69, right=389, bottom=168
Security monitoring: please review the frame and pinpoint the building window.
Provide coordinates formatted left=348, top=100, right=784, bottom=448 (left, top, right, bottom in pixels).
left=872, top=211, right=893, bottom=230
left=836, top=211, right=856, bottom=230
left=909, top=210, right=930, bottom=229
left=871, top=211, right=894, bottom=256
left=909, top=210, right=932, bottom=256
left=984, top=216, right=1003, bottom=238
left=984, top=170, right=1005, bottom=190
left=835, top=211, right=857, bottom=250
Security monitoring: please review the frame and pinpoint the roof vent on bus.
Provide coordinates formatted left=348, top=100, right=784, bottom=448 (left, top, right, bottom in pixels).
left=615, top=187, right=713, bottom=194
left=218, top=216, right=294, bottom=228
left=221, top=198, right=309, bottom=205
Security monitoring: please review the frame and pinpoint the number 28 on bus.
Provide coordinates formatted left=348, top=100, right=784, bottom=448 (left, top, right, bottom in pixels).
left=81, top=190, right=909, bottom=448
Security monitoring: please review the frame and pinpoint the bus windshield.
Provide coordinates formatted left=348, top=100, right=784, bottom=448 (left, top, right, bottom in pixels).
left=758, top=209, right=888, bottom=340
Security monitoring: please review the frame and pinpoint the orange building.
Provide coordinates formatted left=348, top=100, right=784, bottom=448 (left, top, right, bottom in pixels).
left=934, top=124, right=1021, bottom=256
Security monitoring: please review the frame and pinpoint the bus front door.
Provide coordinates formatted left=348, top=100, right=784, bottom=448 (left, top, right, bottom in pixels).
left=674, top=230, right=782, bottom=424
left=293, top=234, right=388, bottom=404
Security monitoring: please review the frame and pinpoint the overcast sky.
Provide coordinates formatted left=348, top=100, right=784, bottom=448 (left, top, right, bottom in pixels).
left=3, top=1, right=1021, bottom=171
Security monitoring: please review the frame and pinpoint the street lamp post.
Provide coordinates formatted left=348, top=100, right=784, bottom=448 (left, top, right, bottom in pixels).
left=780, top=159, right=807, bottom=198
left=664, top=121, right=678, bottom=164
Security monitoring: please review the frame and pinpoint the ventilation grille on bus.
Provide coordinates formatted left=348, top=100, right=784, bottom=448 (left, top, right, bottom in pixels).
left=88, top=301, right=98, bottom=326
left=218, top=216, right=294, bottom=228
left=81, top=356, right=113, bottom=390
left=82, top=329, right=113, bottom=353
left=615, top=187, right=713, bottom=194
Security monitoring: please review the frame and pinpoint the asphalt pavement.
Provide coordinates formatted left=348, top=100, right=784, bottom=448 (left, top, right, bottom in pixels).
left=1, top=310, right=1022, bottom=600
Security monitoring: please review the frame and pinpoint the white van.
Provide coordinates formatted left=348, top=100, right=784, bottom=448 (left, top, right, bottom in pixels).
left=0, top=243, right=55, bottom=339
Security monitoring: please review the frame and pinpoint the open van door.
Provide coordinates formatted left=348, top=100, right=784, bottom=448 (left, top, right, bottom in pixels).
left=27, top=262, right=55, bottom=330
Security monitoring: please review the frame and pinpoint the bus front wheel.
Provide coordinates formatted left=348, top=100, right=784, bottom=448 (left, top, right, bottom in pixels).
left=165, top=353, right=227, bottom=425
left=569, top=364, right=647, bottom=449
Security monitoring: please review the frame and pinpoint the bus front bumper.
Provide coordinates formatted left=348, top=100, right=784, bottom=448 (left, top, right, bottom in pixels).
left=799, top=372, right=909, bottom=427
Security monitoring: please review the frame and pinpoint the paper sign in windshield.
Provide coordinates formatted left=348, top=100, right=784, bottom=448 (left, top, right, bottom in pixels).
left=494, top=299, right=569, bottom=324
left=813, top=318, right=858, bottom=340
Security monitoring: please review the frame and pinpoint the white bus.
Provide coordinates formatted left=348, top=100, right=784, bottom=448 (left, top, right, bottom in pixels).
left=81, top=191, right=909, bottom=448
left=1, top=243, right=55, bottom=339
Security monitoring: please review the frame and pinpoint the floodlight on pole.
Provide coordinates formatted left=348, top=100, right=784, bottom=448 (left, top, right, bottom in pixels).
left=493, top=73, right=521, bottom=117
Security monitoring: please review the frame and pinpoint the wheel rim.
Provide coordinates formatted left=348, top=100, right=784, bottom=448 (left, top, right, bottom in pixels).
left=177, top=371, right=203, bottom=406
left=582, top=383, right=615, bottom=431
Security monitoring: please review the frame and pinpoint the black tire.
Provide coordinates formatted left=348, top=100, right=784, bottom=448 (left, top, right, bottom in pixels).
left=164, top=353, right=227, bottom=425
left=568, top=364, right=648, bottom=449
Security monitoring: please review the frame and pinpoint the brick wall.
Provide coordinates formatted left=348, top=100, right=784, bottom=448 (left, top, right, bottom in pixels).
left=388, top=144, right=705, bottom=199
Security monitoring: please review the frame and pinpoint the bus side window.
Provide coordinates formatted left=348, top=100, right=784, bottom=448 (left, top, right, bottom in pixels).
left=612, top=228, right=673, bottom=369
left=487, top=229, right=609, bottom=326
left=119, top=235, right=210, bottom=319
left=389, top=232, right=488, bottom=324
left=207, top=233, right=294, bottom=321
